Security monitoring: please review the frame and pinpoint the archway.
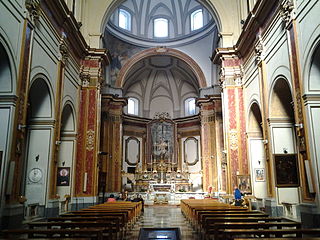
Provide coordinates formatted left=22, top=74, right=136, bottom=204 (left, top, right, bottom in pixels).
left=247, top=102, right=267, bottom=200
left=24, top=77, right=53, bottom=218
left=306, top=43, right=320, bottom=203
left=122, top=54, right=200, bottom=119
left=56, top=103, right=76, bottom=212
left=115, top=47, right=207, bottom=89
left=269, top=77, right=299, bottom=206
left=0, top=42, right=14, bottom=223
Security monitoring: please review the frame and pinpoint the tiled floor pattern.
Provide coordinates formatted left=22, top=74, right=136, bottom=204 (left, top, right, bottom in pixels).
left=124, top=205, right=198, bottom=240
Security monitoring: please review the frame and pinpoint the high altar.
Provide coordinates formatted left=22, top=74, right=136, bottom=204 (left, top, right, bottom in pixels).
left=133, top=113, right=191, bottom=193
left=100, top=96, right=224, bottom=197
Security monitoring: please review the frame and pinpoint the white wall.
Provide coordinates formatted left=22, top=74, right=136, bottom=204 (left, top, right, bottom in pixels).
left=248, top=139, right=267, bottom=198
left=25, top=129, right=52, bottom=205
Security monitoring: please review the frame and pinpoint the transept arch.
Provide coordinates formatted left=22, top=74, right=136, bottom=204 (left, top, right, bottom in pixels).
left=115, top=47, right=207, bottom=88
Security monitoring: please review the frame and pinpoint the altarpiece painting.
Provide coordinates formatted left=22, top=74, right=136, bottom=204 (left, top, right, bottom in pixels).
left=147, top=113, right=177, bottom=166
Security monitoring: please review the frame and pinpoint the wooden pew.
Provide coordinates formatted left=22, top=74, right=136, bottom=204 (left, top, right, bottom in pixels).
left=210, top=221, right=301, bottom=240
left=199, top=212, right=269, bottom=231
left=202, top=216, right=286, bottom=239
left=234, top=238, right=320, bottom=240
left=2, top=228, right=104, bottom=239
left=28, top=221, right=118, bottom=239
left=221, top=228, right=320, bottom=240
left=50, top=215, right=125, bottom=238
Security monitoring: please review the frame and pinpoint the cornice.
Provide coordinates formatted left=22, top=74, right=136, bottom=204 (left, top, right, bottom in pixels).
left=41, top=0, right=88, bottom=61
left=212, top=47, right=237, bottom=64
left=196, top=94, right=221, bottom=105
left=235, top=0, right=279, bottom=58
left=87, top=48, right=112, bottom=66
left=101, top=94, right=128, bottom=105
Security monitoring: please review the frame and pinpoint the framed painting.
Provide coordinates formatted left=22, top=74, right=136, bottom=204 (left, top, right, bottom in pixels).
left=147, top=115, right=177, bottom=164
left=255, top=168, right=265, bottom=182
left=236, top=175, right=251, bottom=193
left=57, top=167, right=70, bottom=186
left=274, top=154, right=299, bottom=187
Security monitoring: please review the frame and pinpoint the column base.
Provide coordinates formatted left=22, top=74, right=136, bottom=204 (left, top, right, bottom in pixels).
left=1, top=204, right=24, bottom=229
left=265, top=198, right=283, bottom=217
left=70, top=196, right=98, bottom=211
left=299, top=203, right=320, bottom=228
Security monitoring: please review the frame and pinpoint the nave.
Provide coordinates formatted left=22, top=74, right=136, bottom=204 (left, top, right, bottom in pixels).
left=125, top=206, right=197, bottom=240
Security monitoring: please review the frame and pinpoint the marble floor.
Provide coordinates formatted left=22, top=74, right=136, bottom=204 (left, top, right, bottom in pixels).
left=125, top=205, right=198, bottom=240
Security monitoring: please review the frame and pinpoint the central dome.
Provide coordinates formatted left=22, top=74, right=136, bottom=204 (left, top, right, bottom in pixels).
left=106, top=0, right=216, bottom=47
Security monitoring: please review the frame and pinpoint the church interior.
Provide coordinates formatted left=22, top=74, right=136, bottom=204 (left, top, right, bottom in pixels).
left=1, top=0, right=320, bottom=238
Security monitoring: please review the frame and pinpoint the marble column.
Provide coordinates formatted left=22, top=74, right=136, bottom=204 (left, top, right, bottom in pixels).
left=74, top=50, right=110, bottom=197
left=212, top=49, right=248, bottom=193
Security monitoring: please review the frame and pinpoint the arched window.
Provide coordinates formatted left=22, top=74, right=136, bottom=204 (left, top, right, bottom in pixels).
left=191, top=9, right=203, bottom=31
left=185, top=98, right=196, bottom=116
left=154, top=18, right=168, bottom=38
left=128, top=97, right=139, bottom=115
left=119, top=9, right=131, bottom=31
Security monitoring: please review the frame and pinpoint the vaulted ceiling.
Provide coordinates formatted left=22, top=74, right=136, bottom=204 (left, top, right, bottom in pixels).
left=123, top=55, right=199, bottom=118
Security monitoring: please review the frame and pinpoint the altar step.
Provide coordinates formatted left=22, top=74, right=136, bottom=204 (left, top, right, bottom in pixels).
left=124, top=205, right=197, bottom=240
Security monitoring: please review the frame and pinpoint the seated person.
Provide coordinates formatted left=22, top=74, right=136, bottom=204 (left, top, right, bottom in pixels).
left=116, top=193, right=124, bottom=201
left=107, top=194, right=116, bottom=202
left=234, top=186, right=243, bottom=206
left=132, top=194, right=144, bottom=212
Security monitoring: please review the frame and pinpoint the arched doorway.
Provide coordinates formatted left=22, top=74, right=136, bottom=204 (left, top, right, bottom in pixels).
left=247, top=102, right=267, bottom=199
left=56, top=103, right=76, bottom=212
left=306, top=43, right=320, bottom=203
left=0, top=41, right=15, bottom=224
left=269, top=77, right=299, bottom=206
left=24, top=77, right=53, bottom=218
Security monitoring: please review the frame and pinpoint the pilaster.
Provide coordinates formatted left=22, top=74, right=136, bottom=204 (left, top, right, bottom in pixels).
left=49, top=37, right=68, bottom=199
left=101, top=95, right=127, bottom=192
left=197, top=96, right=221, bottom=193
left=254, top=36, right=275, bottom=198
left=283, top=7, right=316, bottom=201
left=8, top=19, right=34, bottom=203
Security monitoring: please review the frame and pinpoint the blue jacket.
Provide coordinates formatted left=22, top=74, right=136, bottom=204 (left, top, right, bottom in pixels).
left=234, top=188, right=242, bottom=200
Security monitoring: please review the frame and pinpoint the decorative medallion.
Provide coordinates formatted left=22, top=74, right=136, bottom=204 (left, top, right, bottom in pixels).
left=86, top=129, right=95, bottom=151
left=229, top=129, right=238, bottom=150
left=28, top=168, right=43, bottom=183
